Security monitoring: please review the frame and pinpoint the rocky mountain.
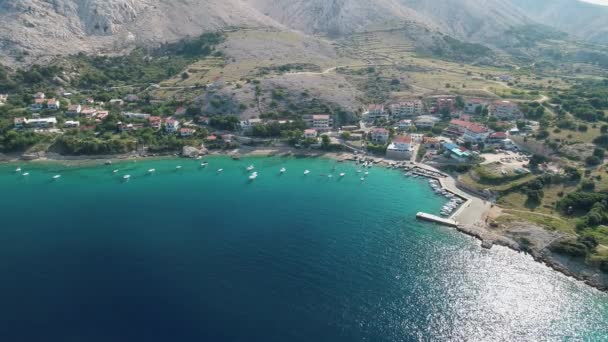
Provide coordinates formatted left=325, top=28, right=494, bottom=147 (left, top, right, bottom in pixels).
left=0, top=0, right=282, bottom=64
left=0, top=0, right=606, bottom=64
left=507, top=0, right=608, bottom=45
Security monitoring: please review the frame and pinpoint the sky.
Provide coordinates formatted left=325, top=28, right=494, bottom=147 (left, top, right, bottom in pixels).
left=579, top=0, right=608, bottom=5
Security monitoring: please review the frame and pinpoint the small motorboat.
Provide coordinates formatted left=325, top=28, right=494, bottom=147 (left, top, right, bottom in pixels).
left=53, top=175, right=61, bottom=180
left=304, top=170, right=310, bottom=175
left=123, top=175, right=131, bottom=180
left=280, top=167, right=286, bottom=173
left=201, top=162, right=208, bottom=167
left=217, top=168, right=224, bottom=173
left=328, top=175, right=333, bottom=178
left=364, top=171, right=369, bottom=176
left=148, top=169, right=156, bottom=174
left=340, top=173, right=345, bottom=177
left=113, top=169, right=119, bottom=173
left=360, top=177, right=365, bottom=181
left=22, top=172, right=29, bottom=176
left=249, top=172, right=258, bottom=180
left=176, top=166, right=182, bottom=170
left=15, top=167, right=21, bottom=173
left=246, top=165, right=255, bottom=171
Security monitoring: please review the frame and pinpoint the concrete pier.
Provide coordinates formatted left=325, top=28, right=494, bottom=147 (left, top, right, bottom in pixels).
left=416, top=212, right=459, bottom=227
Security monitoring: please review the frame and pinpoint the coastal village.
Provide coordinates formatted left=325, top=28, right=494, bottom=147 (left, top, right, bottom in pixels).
left=5, top=89, right=532, bottom=166
left=2, top=71, right=608, bottom=290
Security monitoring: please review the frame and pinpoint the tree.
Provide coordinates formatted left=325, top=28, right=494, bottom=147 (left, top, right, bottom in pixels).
left=585, top=156, right=601, bottom=166
left=455, top=96, right=465, bottom=109
left=593, top=148, right=605, bottom=159
left=321, top=135, right=330, bottom=150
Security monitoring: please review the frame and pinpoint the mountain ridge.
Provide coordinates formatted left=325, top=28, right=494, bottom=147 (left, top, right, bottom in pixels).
left=0, top=0, right=606, bottom=65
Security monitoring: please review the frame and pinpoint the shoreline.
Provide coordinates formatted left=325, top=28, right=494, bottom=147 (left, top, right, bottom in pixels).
left=3, top=147, right=607, bottom=292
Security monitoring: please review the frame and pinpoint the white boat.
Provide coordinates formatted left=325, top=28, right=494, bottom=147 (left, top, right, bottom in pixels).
left=328, top=175, right=333, bottom=178
left=280, top=167, right=286, bottom=173
left=246, top=165, right=255, bottom=171
left=22, top=172, right=29, bottom=176
left=360, top=177, right=365, bottom=181
left=176, top=166, right=182, bottom=170
left=53, top=175, right=61, bottom=180
left=304, top=170, right=310, bottom=175
left=357, top=170, right=362, bottom=173
left=217, top=168, right=224, bottom=173
left=364, top=171, right=369, bottom=176
left=249, top=172, right=258, bottom=180
left=148, top=169, right=156, bottom=173
left=123, top=175, right=131, bottom=180
left=201, top=162, right=208, bottom=167
left=113, top=169, right=119, bottom=173
left=340, top=173, right=345, bottom=177
left=15, top=167, right=21, bottom=173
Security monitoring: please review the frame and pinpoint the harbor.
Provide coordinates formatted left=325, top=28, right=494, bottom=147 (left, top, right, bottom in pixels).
left=415, top=212, right=459, bottom=227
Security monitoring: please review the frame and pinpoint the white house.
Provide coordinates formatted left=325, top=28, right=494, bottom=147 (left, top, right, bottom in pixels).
left=386, top=135, right=413, bottom=160
left=14, top=117, right=26, bottom=129
left=80, top=107, right=98, bottom=118
left=462, top=124, right=490, bottom=143
left=390, top=100, right=423, bottom=118
left=445, top=119, right=490, bottom=143
left=304, top=129, right=318, bottom=139
left=46, top=98, right=60, bottom=110
left=66, top=104, right=82, bottom=116
left=16, top=117, right=57, bottom=129
left=414, top=116, right=439, bottom=129
left=370, top=128, right=389, bottom=144
left=464, top=98, right=486, bottom=114
left=148, top=116, right=162, bottom=130
left=0, top=94, right=7, bottom=105
left=30, top=98, right=46, bottom=111
left=397, top=119, right=413, bottom=130
left=33, top=92, right=45, bottom=100
left=165, top=118, right=180, bottom=133
left=124, top=112, right=151, bottom=120
left=179, top=128, right=196, bottom=137
left=365, top=104, right=389, bottom=120
left=304, top=114, right=333, bottom=132
left=64, top=120, right=80, bottom=128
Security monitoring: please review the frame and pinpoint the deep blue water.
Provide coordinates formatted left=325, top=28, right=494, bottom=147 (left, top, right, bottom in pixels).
left=0, top=156, right=607, bottom=341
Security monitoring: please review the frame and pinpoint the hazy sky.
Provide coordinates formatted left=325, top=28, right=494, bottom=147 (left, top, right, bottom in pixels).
left=580, top=0, right=608, bottom=5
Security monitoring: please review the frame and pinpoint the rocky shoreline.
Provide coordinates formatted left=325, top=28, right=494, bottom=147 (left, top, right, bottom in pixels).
left=457, top=222, right=608, bottom=292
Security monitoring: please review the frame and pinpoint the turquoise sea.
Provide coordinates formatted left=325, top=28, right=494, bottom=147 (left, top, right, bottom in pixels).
left=0, top=156, right=607, bottom=341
